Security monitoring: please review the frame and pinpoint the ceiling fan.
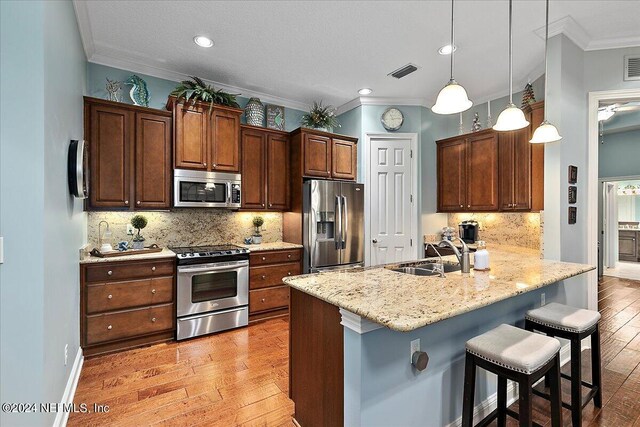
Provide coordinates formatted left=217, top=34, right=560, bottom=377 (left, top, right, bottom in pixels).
left=598, top=101, right=640, bottom=121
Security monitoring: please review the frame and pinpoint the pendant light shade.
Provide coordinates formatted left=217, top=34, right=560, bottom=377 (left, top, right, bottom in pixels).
left=431, top=0, right=473, bottom=115
left=530, top=120, right=562, bottom=143
left=529, top=0, right=562, bottom=143
left=432, top=79, right=473, bottom=114
left=493, top=0, right=529, bottom=132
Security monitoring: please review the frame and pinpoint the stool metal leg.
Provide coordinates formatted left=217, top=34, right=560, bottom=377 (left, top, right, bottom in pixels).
left=462, top=353, right=476, bottom=427
left=570, top=336, right=583, bottom=427
left=497, top=376, right=507, bottom=427
left=518, top=374, right=533, bottom=427
left=549, top=354, right=563, bottom=427
left=591, top=325, right=603, bottom=408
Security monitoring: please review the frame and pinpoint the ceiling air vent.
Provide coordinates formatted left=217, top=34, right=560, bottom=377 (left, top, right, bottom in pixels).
left=388, top=63, right=419, bottom=79
left=624, top=55, right=640, bottom=81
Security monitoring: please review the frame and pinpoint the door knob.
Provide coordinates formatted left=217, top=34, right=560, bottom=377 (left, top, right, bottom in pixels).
left=372, top=239, right=378, bottom=244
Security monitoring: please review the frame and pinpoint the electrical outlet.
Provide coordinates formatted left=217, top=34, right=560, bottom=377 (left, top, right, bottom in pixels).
left=410, top=338, right=420, bottom=362
left=541, top=293, right=546, bottom=306
left=127, top=224, right=135, bottom=235
left=64, top=344, right=68, bottom=366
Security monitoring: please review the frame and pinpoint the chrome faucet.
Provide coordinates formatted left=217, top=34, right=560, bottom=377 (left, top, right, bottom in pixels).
left=425, top=243, right=445, bottom=278
left=439, top=238, right=471, bottom=274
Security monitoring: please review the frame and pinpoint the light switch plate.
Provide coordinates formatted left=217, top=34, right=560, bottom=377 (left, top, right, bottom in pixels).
left=410, top=338, right=420, bottom=362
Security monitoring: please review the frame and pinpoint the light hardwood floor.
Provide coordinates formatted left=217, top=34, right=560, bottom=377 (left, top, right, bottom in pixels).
left=70, top=276, right=640, bottom=426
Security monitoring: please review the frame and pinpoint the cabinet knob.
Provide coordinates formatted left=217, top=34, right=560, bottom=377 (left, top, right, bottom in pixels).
left=107, top=325, right=112, bottom=330
left=261, top=275, right=266, bottom=280
left=262, top=256, right=266, bottom=261
left=287, top=272, right=292, bottom=276
left=213, top=163, right=217, bottom=168
left=287, top=254, right=292, bottom=259
left=151, top=289, right=156, bottom=294
left=268, top=203, right=273, bottom=208
left=262, top=203, right=265, bottom=207
left=261, top=298, right=266, bottom=303
left=125, top=200, right=129, bottom=205
left=137, top=201, right=141, bottom=205
left=107, top=294, right=113, bottom=299
left=460, top=204, right=464, bottom=208
left=467, top=205, right=470, bottom=208
left=107, top=270, right=113, bottom=276
left=204, top=162, right=207, bottom=167
left=151, top=317, right=156, bottom=323
left=151, top=266, right=156, bottom=271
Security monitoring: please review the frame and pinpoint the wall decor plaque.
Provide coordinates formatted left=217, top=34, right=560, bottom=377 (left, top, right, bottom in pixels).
left=266, top=104, right=285, bottom=131
left=568, top=165, right=578, bottom=184
left=568, top=207, right=577, bottom=224
left=568, top=186, right=577, bottom=204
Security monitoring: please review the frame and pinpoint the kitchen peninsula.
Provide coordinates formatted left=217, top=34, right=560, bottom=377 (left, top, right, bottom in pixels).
left=283, top=246, right=595, bottom=427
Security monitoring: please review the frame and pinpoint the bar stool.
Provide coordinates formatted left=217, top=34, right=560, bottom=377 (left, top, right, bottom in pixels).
left=525, top=303, right=602, bottom=426
left=463, top=324, right=563, bottom=427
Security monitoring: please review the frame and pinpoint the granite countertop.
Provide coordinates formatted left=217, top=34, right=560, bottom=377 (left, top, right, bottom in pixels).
left=283, top=246, right=595, bottom=332
left=80, top=248, right=176, bottom=264
left=240, top=242, right=303, bottom=252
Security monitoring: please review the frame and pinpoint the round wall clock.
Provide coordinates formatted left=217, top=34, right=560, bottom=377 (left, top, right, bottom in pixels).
left=381, top=107, right=404, bottom=131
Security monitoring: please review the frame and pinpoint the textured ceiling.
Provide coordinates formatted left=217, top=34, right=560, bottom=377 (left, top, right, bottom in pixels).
left=74, top=0, right=640, bottom=110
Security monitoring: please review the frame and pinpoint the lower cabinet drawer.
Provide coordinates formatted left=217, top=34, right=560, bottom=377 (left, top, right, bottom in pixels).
left=86, top=303, right=173, bottom=345
left=249, top=286, right=289, bottom=314
left=250, top=262, right=301, bottom=290
left=85, top=260, right=174, bottom=283
left=250, top=249, right=301, bottom=266
left=86, top=276, right=174, bottom=314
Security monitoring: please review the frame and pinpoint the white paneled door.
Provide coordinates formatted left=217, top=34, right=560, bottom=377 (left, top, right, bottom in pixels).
left=370, top=136, right=414, bottom=265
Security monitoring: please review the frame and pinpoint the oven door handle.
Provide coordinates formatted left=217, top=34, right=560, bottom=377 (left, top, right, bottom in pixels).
left=178, top=262, right=248, bottom=274
left=178, top=306, right=247, bottom=321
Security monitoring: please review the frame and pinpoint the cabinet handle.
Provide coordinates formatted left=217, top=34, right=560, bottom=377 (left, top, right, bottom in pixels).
left=261, top=298, right=266, bottom=303
left=107, top=325, right=112, bottom=330
left=262, top=256, right=266, bottom=261
left=125, top=200, right=129, bottom=205
left=151, top=289, right=156, bottom=294
left=261, top=275, right=266, bottom=280
left=107, top=270, right=113, bottom=276
left=151, top=266, right=156, bottom=271
left=137, top=201, right=141, bottom=205
left=107, top=294, right=113, bottom=299
left=151, top=317, right=156, bottom=323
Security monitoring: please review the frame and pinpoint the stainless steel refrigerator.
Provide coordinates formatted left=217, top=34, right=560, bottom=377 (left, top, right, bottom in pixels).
left=303, top=180, right=365, bottom=272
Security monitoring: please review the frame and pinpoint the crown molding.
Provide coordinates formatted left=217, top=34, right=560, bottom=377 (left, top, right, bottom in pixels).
left=73, top=0, right=95, bottom=60
left=337, top=96, right=429, bottom=115
left=534, top=15, right=640, bottom=52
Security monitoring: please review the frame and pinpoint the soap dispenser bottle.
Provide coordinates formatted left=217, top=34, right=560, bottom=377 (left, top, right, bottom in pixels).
left=474, top=241, right=490, bottom=271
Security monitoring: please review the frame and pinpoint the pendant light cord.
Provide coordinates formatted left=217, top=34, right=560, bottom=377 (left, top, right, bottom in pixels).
left=543, top=0, right=549, bottom=121
left=508, top=0, right=513, bottom=104
left=450, top=0, right=455, bottom=81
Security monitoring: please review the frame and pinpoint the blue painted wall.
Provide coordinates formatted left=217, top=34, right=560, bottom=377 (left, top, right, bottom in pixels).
left=599, top=129, right=640, bottom=179
left=86, top=63, right=306, bottom=131
left=0, top=1, right=86, bottom=425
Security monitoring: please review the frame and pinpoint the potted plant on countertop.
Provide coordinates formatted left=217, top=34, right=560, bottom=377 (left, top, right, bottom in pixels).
left=252, top=216, right=264, bottom=244
left=170, top=76, right=240, bottom=111
left=300, top=101, right=340, bottom=132
left=130, top=214, right=148, bottom=250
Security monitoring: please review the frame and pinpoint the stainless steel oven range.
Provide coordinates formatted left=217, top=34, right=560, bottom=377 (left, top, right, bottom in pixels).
left=171, top=244, right=250, bottom=340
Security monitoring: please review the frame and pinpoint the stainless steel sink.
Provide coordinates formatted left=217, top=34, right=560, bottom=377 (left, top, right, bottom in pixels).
left=413, top=262, right=462, bottom=273
left=389, top=262, right=463, bottom=277
left=390, top=267, right=441, bottom=276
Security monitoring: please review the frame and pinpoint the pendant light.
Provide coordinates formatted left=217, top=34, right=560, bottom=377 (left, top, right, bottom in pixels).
left=431, top=0, right=473, bottom=115
left=529, top=0, right=562, bottom=143
left=493, top=0, right=529, bottom=131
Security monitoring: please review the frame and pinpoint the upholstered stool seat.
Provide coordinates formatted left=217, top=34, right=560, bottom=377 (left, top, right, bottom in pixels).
left=525, top=303, right=603, bottom=427
left=466, top=324, right=561, bottom=374
left=462, top=324, right=563, bottom=427
left=525, top=302, right=601, bottom=333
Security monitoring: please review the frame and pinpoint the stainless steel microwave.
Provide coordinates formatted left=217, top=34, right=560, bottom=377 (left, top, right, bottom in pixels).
left=173, top=169, right=241, bottom=208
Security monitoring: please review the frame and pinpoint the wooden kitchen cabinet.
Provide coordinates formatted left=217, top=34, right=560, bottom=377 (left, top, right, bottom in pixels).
left=168, top=96, right=243, bottom=173
left=332, top=138, right=357, bottom=180
left=248, top=248, right=302, bottom=322
left=303, top=133, right=332, bottom=178
left=619, top=230, right=638, bottom=262
left=437, top=130, right=498, bottom=212
left=84, top=97, right=172, bottom=210
left=240, top=125, right=290, bottom=210
left=80, top=258, right=176, bottom=357
left=290, top=128, right=358, bottom=181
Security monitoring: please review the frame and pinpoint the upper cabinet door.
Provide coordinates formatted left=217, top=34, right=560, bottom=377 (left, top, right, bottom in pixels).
left=267, top=134, right=290, bottom=210
left=135, top=113, right=172, bottom=209
left=241, top=129, right=266, bottom=210
left=331, top=138, right=357, bottom=181
left=437, top=138, right=467, bottom=212
left=512, top=128, right=532, bottom=211
left=303, top=133, right=332, bottom=178
left=89, top=104, right=134, bottom=208
left=174, top=103, right=208, bottom=170
left=466, top=133, right=499, bottom=211
left=211, top=109, right=241, bottom=172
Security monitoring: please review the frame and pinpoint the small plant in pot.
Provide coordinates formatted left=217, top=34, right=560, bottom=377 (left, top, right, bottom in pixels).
left=130, top=214, right=148, bottom=250
left=252, top=216, right=264, bottom=244
left=300, top=101, right=340, bottom=132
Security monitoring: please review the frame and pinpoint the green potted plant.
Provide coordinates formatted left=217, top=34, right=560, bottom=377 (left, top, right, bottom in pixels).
left=170, top=76, right=240, bottom=111
left=300, top=101, right=340, bottom=132
left=130, top=214, right=148, bottom=250
left=252, top=216, right=264, bottom=244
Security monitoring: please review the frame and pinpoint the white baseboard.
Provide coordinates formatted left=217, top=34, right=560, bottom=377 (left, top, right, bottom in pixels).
left=446, top=341, right=590, bottom=427
left=52, top=347, right=84, bottom=427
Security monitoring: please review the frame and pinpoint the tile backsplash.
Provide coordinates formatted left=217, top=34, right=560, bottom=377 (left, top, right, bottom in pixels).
left=447, top=212, right=541, bottom=250
left=87, top=210, right=283, bottom=248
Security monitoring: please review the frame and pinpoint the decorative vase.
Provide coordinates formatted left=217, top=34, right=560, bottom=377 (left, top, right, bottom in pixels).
left=252, top=235, right=262, bottom=244
left=245, top=97, right=264, bottom=126
left=132, top=240, right=144, bottom=250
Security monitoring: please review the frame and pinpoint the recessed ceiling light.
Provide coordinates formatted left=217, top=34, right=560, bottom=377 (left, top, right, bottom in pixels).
left=194, top=35, right=214, bottom=48
left=358, top=88, right=373, bottom=95
left=438, top=44, right=457, bottom=55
